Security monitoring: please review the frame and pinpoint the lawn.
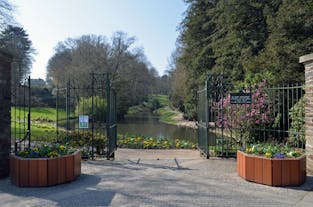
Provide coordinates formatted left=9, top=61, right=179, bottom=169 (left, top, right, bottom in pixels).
left=156, top=108, right=178, bottom=125
left=126, top=94, right=179, bottom=125
left=11, top=107, right=65, bottom=142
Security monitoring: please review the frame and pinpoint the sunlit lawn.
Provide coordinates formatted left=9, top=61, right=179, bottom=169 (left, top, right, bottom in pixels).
left=11, top=107, right=66, bottom=142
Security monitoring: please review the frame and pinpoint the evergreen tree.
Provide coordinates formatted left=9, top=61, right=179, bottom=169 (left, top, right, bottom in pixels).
left=0, top=25, right=35, bottom=83
left=170, top=0, right=313, bottom=120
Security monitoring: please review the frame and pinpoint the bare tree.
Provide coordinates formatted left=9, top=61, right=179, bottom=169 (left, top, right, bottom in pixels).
left=47, top=32, right=157, bottom=118
left=0, top=0, right=14, bottom=30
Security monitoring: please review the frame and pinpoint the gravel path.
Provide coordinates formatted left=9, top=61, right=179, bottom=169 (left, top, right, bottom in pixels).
left=0, top=149, right=312, bottom=207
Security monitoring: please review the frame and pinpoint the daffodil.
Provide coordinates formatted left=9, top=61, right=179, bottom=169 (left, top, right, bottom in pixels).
left=265, top=152, right=272, bottom=158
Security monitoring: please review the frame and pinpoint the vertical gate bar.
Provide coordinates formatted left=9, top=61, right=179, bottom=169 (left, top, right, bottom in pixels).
left=28, top=76, right=31, bottom=149
left=197, top=92, right=199, bottom=152
left=106, top=73, right=111, bottom=160
left=66, top=80, right=70, bottom=143
left=287, top=84, right=292, bottom=137
left=205, top=78, right=209, bottom=158
left=91, top=73, right=95, bottom=160
left=291, top=84, right=295, bottom=146
left=295, top=83, right=299, bottom=147
left=14, top=76, right=17, bottom=153
left=72, top=86, right=78, bottom=148
left=263, top=85, right=266, bottom=142
left=20, top=75, right=23, bottom=148
left=283, top=84, right=285, bottom=140
left=277, top=85, right=280, bottom=140
left=56, top=85, right=59, bottom=142
left=220, top=76, right=224, bottom=157
left=257, top=85, right=261, bottom=142
left=114, top=90, right=117, bottom=150
left=23, top=77, right=26, bottom=147
left=273, top=87, right=276, bottom=141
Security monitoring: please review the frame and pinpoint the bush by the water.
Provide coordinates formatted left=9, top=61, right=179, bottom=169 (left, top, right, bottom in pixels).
left=58, top=130, right=107, bottom=157
left=75, top=96, right=107, bottom=121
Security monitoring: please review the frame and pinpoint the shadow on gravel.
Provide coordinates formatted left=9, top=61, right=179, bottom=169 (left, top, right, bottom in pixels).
left=0, top=174, right=113, bottom=206
left=284, top=175, right=313, bottom=191
left=86, top=159, right=195, bottom=171
left=54, top=189, right=116, bottom=207
left=127, top=159, right=195, bottom=171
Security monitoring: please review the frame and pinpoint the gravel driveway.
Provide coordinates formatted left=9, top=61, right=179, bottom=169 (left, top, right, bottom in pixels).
left=0, top=149, right=312, bottom=207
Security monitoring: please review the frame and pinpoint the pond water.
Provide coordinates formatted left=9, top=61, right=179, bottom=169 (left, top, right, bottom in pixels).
left=60, top=116, right=198, bottom=143
left=118, top=117, right=197, bottom=143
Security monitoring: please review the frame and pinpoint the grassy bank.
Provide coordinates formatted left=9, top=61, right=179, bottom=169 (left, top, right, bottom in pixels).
left=126, top=94, right=179, bottom=125
left=11, top=107, right=65, bottom=142
left=156, top=107, right=179, bottom=125
left=11, top=107, right=66, bottom=122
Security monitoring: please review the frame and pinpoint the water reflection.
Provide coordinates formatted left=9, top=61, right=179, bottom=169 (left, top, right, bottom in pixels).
left=118, top=117, right=197, bottom=143
left=58, top=116, right=197, bottom=143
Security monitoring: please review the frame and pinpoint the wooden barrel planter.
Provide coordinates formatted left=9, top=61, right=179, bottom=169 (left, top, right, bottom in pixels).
left=10, top=150, right=81, bottom=187
left=237, top=151, right=306, bottom=186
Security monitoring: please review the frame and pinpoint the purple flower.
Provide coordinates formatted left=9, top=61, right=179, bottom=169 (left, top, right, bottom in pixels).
left=273, top=153, right=285, bottom=158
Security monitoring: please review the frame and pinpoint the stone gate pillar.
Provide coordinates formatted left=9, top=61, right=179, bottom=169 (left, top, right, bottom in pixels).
left=300, top=53, right=313, bottom=174
left=0, top=51, right=12, bottom=178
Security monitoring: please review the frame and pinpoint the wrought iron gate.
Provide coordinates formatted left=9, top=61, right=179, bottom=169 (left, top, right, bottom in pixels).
left=197, top=86, right=209, bottom=158
left=197, top=74, right=305, bottom=158
left=56, top=73, right=117, bottom=160
left=11, top=75, right=31, bottom=153
left=197, top=74, right=226, bottom=158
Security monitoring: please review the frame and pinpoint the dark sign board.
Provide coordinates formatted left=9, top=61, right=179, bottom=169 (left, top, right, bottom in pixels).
left=230, top=93, right=252, bottom=104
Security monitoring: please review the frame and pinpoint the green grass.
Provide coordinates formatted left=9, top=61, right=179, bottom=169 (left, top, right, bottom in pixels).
left=149, top=94, right=168, bottom=107
left=126, top=105, right=152, bottom=117
left=151, top=94, right=179, bottom=125
left=11, top=107, right=65, bottom=142
left=125, top=94, right=179, bottom=125
left=11, top=107, right=66, bottom=122
left=126, top=94, right=170, bottom=117
left=156, top=108, right=178, bottom=125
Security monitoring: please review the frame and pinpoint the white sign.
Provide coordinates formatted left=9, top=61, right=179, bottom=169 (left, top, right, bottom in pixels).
left=79, top=115, right=89, bottom=129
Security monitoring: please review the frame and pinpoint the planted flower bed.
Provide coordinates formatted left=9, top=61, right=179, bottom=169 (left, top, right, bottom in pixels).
left=117, top=134, right=196, bottom=149
left=10, top=144, right=81, bottom=187
left=237, top=144, right=306, bottom=186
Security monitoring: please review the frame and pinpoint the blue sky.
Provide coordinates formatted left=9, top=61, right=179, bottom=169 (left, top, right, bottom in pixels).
left=11, top=0, right=187, bottom=79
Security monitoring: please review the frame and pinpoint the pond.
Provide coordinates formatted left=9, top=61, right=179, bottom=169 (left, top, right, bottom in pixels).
left=118, top=117, right=197, bottom=143
left=59, top=116, right=198, bottom=143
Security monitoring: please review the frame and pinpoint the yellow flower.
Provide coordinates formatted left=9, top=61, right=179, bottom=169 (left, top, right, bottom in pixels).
left=176, top=143, right=181, bottom=148
left=265, top=152, right=272, bottom=158
left=245, top=148, right=253, bottom=153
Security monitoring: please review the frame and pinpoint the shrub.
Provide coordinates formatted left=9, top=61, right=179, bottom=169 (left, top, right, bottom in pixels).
left=288, top=97, right=305, bottom=147
left=217, top=80, right=273, bottom=144
left=58, top=130, right=107, bottom=156
left=75, top=96, right=107, bottom=122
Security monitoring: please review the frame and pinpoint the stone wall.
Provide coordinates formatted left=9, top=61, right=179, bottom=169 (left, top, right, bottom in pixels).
left=300, top=53, right=313, bottom=175
left=0, top=51, right=12, bottom=178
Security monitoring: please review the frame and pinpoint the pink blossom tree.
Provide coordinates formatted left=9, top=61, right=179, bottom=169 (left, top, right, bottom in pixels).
left=216, top=80, right=273, bottom=144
